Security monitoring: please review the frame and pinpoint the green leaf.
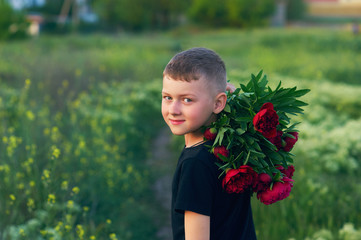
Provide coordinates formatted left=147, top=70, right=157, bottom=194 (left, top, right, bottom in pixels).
left=248, top=158, right=263, bottom=168
left=259, top=74, right=268, bottom=90
left=214, top=127, right=227, bottom=146
left=266, top=151, right=283, bottom=162
left=240, top=84, right=249, bottom=93
left=236, top=128, right=246, bottom=135
left=224, top=104, right=231, bottom=113
left=244, top=150, right=251, bottom=165
left=233, top=88, right=241, bottom=96
left=235, top=116, right=252, bottom=122
left=286, top=122, right=300, bottom=131
left=283, top=132, right=297, bottom=139
left=250, top=149, right=265, bottom=158
left=275, top=81, right=282, bottom=91
left=293, top=89, right=311, bottom=97
left=217, top=153, right=229, bottom=162
left=277, top=106, right=304, bottom=114
left=293, top=100, right=308, bottom=107
left=234, top=151, right=244, bottom=162
left=256, top=70, right=263, bottom=79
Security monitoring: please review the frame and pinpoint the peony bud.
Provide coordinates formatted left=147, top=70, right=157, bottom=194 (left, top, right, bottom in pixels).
left=213, top=145, right=229, bottom=161
left=204, top=128, right=218, bottom=141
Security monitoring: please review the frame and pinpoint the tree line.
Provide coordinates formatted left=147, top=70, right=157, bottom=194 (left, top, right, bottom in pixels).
left=0, top=0, right=306, bottom=38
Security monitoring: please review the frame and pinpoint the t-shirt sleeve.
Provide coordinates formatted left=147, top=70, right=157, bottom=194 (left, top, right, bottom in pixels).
left=174, top=158, right=216, bottom=216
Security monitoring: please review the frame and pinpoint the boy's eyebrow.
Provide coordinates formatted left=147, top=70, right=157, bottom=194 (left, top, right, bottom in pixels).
left=162, top=91, right=197, bottom=97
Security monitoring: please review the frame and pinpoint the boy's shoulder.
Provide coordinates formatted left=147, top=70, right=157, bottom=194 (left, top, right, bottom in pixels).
left=178, top=141, right=219, bottom=173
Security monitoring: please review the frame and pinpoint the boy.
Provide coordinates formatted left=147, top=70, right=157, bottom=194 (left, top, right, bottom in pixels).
left=161, top=47, right=257, bottom=240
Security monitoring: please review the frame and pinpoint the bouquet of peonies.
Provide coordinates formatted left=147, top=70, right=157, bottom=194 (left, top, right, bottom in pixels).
left=204, top=71, right=309, bottom=205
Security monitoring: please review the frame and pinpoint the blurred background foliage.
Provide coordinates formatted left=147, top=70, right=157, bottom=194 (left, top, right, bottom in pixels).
left=1, top=0, right=361, bottom=239
left=1, top=27, right=361, bottom=239
left=0, top=1, right=29, bottom=40
left=1, top=0, right=306, bottom=37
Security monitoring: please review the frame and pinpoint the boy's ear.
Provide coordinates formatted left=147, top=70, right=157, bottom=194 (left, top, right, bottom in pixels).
left=213, top=92, right=227, bottom=114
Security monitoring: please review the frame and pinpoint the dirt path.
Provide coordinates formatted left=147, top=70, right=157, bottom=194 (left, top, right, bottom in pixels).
left=148, top=127, right=175, bottom=240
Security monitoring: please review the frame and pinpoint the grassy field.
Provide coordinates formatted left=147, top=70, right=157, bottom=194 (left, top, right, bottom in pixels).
left=1, top=27, right=361, bottom=240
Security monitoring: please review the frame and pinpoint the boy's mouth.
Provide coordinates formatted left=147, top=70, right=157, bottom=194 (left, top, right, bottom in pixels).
left=169, top=119, right=185, bottom=125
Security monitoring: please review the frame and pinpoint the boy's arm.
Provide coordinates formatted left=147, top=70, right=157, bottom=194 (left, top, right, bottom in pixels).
left=184, top=210, right=210, bottom=240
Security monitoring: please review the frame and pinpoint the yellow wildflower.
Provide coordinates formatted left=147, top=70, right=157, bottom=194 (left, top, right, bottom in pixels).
left=76, top=225, right=84, bottom=240
left=48, top=194, right=56, bottom=204
left=26, top=110, right=35, bottom=121
left=61, top=181, right=68, bottom=190
left=75, top=69, right=82, bottom=77
left=43, top=128, right=50, bottom=136
left=55, top=221, right=63, bottom=232
left=40, top=230, right=48, bottom=236
left=19, top=228, right=26, bottom=236
left=8, top=127, right=14, bottom=134
left=65, top=225, right=71, bottom=232
left=109, top=233, right=118, bottom=240
left=27, top=198, right=35, bottom=210
left=72, top=186, right=80, bottom=195
left=42, top=169, right=50, bottom=181
left=67, top=200, right=74, bottom=209
left=79, top=140, right=86, bottom=149
left=25, top=79, right=31, bottom=87
left=52, top=146, right=61, bottom=159
left=9, top=194, right=16, bottom=201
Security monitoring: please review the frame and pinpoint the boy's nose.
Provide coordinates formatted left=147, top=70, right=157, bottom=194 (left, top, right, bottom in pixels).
left=169, top=101, right=181, bottom=115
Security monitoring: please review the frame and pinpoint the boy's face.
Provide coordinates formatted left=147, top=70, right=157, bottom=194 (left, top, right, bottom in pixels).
left=162, top=75, right=217, bottom=144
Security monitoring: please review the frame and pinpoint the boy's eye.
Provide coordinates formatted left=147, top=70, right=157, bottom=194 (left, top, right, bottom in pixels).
left=184, top=98, right=192, bottom=103
left=163, top=96, right=172, bottom=101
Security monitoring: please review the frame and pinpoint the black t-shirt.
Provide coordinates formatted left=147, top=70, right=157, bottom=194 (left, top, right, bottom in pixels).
left=171, top=142, right=257, bottom=240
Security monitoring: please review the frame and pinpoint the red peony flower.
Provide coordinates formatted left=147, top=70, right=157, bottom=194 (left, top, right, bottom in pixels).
left=268, top=130, right=283, bottom=151
left=204, top=128, right=218, bottom=141
left=253, top=173, right=272, bottom=192
left=257, top=177, right=294, bottom=205
left=253, top=103, right=279, bottom=138
left=276, top=165, right=295, bottom=179
left=222, top=166, right=257, bottom=194
left=213, top=145, right=229, bottom=160
left=283, top=132, right=298, bottom=152
left=284, top=165, right=295, bottom=178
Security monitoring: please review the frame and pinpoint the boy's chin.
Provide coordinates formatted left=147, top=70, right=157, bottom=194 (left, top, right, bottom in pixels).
left=170, top=130, right=184, bottom=136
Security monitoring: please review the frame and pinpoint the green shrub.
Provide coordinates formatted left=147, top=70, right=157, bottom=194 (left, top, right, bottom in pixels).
left=0, top=2, right=28, bottom=40
left=0, top=79, right=162, bottom=239
left=188, top=0, right=274, bottom=27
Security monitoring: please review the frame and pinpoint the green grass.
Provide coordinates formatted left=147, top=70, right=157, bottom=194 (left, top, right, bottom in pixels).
left=1, top=27, right=361, bottom=239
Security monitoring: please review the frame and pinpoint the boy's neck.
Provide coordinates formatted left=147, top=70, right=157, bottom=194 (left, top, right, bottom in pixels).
left=184, top=115, right=217, bottom=148
left=184, top=132, right=205, bottom=148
